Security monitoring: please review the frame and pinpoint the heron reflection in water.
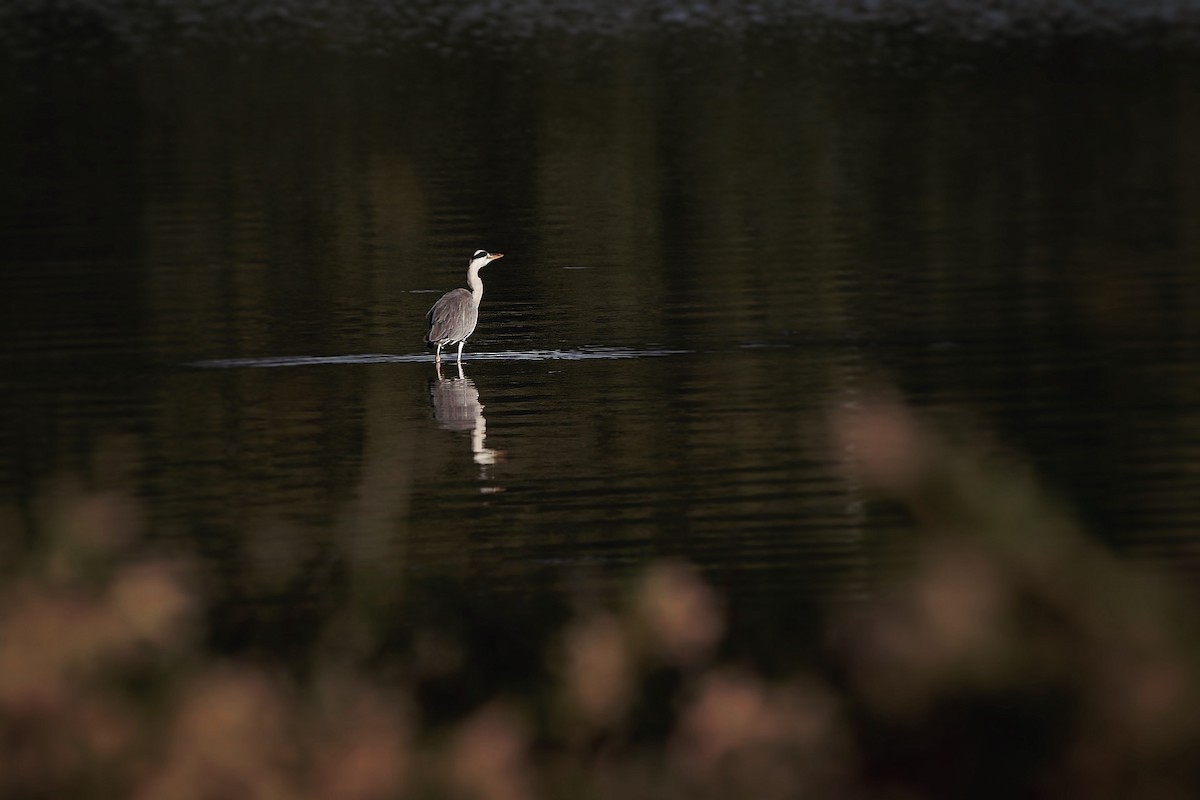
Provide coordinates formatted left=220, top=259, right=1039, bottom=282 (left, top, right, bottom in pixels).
left=429, top=362, right=502, bottom=475
left=425, top=249, right=503, bottom=366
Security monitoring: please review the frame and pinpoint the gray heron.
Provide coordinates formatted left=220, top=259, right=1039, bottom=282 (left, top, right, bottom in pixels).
left=424, top=249, right=504, bottom=365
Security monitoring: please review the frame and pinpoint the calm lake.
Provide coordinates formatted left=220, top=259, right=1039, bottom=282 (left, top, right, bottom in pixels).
left=2, top=29, right=1199, bottom=672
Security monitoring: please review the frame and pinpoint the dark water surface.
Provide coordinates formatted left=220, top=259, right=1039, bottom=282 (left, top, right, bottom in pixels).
left=2, top=37, right=1199, bottom=666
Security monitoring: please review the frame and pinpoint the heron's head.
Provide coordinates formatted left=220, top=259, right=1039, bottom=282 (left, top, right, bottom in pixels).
left=471, top=249, right=504, bottom=268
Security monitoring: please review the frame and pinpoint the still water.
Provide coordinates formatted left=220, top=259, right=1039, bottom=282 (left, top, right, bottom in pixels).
left=2, top=36, right=1199, bottom=667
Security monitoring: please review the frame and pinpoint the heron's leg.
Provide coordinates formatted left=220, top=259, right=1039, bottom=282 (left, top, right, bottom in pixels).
left=456, top=341, right=465, bottom=364
left=434, top=343, right=442, bottom=365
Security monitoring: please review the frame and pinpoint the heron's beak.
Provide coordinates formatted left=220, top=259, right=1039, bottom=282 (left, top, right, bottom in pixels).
left=489, top=253, right=505, bottom=261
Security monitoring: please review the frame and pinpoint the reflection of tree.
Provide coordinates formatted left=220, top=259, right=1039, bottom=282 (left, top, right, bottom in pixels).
left=140, top=58, right=429, bottom=363
left=141, top=360, right=415, bottom=661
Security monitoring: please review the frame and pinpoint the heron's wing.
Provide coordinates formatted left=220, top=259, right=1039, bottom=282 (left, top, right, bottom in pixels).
left=425, top=288, right=476, bottom=343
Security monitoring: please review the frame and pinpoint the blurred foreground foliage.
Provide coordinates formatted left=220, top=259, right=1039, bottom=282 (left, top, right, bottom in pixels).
left=2, top=397, right=1199, bottom=799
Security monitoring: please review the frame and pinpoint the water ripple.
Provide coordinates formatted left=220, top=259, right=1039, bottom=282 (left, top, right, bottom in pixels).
left=188, top=346, right=688, bottom=369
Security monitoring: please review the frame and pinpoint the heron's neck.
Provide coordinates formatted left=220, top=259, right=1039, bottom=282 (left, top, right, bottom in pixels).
left=467, top=264, right=484, bottom=304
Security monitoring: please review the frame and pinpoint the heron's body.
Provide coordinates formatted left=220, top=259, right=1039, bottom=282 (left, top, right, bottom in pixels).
left=425, top=250, right=503, bottom=365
